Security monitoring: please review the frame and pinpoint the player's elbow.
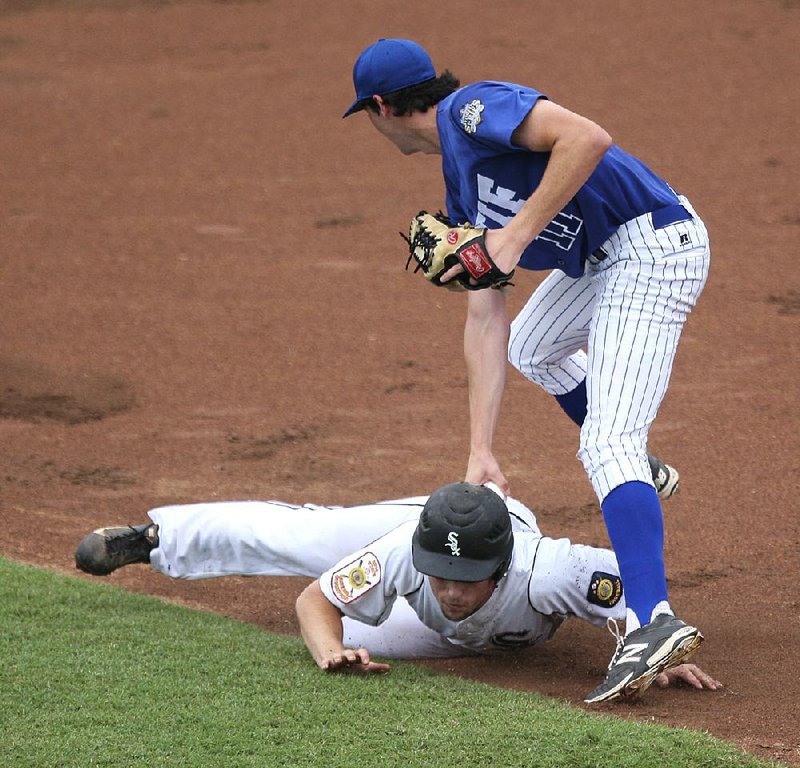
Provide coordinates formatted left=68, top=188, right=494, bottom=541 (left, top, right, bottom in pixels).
left=296, top=579, right=342, bottom=623
left=556, top=118, right=612, bottom=168
left=296, top=580, right=321, bottom=615
left=590, top=123, right=613, bottom=157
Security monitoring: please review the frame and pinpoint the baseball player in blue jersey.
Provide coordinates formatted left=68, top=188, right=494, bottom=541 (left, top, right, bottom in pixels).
left=74, top=482, right=721, bottom=696
left=343, top=39, right=712, bottom=703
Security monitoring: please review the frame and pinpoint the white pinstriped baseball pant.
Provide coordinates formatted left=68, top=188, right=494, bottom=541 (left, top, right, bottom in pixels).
left=508, top=196, right=711, bottom=502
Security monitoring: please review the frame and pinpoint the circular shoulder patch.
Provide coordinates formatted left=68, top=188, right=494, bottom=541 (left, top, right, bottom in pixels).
left=587, top=571, right=623, bottom=609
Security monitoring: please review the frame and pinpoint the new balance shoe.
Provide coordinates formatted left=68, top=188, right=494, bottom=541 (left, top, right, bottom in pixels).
left=648, top=454, right=680, bottom=500
left=75, top=523, right=159, bottom=576
left=584, top=613, right=703, bottom=704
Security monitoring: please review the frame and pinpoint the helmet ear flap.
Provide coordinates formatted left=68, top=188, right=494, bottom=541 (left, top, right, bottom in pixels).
left=490, top=559, right=510, bottom=583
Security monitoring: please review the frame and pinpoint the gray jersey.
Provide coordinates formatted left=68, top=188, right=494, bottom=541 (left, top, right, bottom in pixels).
left=146, top=493, right=624, bottom=657
left=319, top=506, right=624, bottom=654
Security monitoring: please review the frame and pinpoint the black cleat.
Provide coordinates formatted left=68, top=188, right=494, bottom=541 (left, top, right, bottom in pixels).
left=584, top=613, right=703, bottom=704
left=75, top=523, right=159, bottom=576
left=648, top=454, right=680, bottom=500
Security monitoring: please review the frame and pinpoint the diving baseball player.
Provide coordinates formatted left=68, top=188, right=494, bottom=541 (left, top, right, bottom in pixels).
left=344, top=39, right=712, bottom=703
left=75, top=483, right=719, bottom=698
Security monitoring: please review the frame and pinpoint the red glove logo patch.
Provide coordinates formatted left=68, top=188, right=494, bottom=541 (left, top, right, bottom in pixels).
left=459, top=242, right=491, bottom=277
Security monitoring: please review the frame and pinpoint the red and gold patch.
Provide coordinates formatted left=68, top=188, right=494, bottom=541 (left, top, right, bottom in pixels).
left=330, top=553, right=381, bottom=604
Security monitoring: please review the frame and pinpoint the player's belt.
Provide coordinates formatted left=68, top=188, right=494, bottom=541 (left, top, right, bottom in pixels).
left=592, top=203, right=693, bottom=262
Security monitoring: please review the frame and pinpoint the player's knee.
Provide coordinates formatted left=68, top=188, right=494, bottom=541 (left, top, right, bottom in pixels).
left=578, top=436, right=650, bottom=498
left=508, top=335, right=587, bottom=395
left=507, top=340, right=551, bottom=385
left=506, top=336, right=528, bottom=373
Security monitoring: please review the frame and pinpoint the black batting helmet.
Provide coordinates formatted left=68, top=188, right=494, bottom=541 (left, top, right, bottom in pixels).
left=412, top=482, right=513, bottom=582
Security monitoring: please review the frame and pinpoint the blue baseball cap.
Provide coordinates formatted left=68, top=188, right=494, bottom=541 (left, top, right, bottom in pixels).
left=343, top=38, right=436, bottom=118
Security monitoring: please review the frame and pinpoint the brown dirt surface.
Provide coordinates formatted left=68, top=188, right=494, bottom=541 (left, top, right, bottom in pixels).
left=2, top=1, right=798, bottom=764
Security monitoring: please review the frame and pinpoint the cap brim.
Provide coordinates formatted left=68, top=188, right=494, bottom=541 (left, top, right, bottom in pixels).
left=342, top=99, right=367, bottom=118
left=412, top=540, right=498, bottom=582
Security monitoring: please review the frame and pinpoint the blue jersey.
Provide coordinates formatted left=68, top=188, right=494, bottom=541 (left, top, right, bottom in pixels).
left=437, top=81, right=681, bottom=277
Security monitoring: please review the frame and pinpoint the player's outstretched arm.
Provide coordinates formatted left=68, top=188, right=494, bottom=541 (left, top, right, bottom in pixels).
left=295, top=581, right=391, bottom=674
left=464, top=287, right=511, bottom=494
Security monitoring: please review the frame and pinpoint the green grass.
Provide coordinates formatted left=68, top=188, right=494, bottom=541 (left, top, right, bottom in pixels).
left=0, top=558, right=773, bottom=768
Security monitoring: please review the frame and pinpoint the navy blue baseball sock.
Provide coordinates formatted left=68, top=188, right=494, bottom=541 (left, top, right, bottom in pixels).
left=601, top=481, right=668, bottom=630
left=554, top=380, right=587, bottom=426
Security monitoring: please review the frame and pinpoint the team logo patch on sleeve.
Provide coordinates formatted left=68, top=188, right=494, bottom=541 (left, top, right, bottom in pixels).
left=587, top=571, right=623, bottom=608
left=459, top=99, right=484, bottom=134
left=330, top=553, right=381, bottom=604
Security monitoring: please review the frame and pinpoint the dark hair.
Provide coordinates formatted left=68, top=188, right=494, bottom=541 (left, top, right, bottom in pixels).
left=362, top=70, right=460, bottom=116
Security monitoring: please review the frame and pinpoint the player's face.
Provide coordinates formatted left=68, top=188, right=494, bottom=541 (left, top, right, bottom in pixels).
left=365, top=109, right=420, bottom=155
left=428, top=576, right=496, bottom=621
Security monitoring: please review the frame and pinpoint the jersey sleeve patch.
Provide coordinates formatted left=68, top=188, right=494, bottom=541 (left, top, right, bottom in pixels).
left=587, top=571, right=623, bottom=609
left=330, top=553, right=382, bottom=605
left=459, top=99, right=485, bottom=134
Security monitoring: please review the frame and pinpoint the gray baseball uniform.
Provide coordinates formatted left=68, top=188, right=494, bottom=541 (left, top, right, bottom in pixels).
left=147, top=494, right=624, bottom=659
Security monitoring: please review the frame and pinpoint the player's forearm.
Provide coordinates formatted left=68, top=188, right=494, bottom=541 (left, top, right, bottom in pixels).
left=295, top=581, right=347, bottom=668
left=508, top=134, right=609, bottom=249
left=465, top=290, right=509, bottom=455
left=497, top=106, right=611, bottom=271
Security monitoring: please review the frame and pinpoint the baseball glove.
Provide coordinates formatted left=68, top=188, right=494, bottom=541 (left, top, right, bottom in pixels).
left=401, top=211, right=515, bottom=291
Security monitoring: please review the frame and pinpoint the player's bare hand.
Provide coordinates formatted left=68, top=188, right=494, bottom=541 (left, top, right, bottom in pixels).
left=466, top=451, right=510, bottom=495
left=483, top=227, right=525, bottom=274
left=439, top=228, right=520, bottom=287
left=655, top=663, right=722, bottom=690
left=319, top=648, right=391, bottom=675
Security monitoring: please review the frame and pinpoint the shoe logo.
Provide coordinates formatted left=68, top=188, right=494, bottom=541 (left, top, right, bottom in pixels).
left=616, top=642, right=648, bottom=665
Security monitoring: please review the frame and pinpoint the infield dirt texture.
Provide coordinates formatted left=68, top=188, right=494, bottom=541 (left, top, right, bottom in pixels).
left=1, top=1, right=798, bottom=764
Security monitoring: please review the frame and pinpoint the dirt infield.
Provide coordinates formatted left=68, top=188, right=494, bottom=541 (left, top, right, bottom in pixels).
left=1, top=1, right=798, bottom=764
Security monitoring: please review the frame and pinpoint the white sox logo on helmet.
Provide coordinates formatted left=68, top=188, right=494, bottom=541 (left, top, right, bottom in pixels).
left=446, top=531, right=461, bottom=556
